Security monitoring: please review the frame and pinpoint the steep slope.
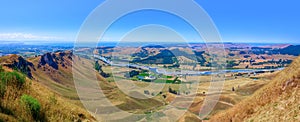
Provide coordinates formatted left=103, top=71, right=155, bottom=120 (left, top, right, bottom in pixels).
left=210, top=56, right=300, bottom=122
left=0, top=54, right=34, bottom=78
left=1, top=51, right=166, bottom=121
left=28, top=51, right=79, bottom=99
left=0, top=65, right=94, bottom=121
left=31, top=51, right=165, bottom=113
left=1, top=51, right=79, bottom=100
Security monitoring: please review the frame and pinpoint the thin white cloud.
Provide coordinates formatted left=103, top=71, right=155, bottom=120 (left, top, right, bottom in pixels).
left=0, top=33, right=62, bottom=41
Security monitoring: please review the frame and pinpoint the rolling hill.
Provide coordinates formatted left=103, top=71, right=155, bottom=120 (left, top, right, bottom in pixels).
left=276, top=45, right=300, bottom=56
left=2, top=50, right=298, bottom=121
left=209, top=56, right=300, bottom=121
left=0, top=58, right=95, bottom=121
left=0, top=51, right=167, bottom=121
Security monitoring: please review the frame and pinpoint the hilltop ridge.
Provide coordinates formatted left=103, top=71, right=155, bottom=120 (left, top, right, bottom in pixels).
left=0, top=54, right=34, bottom=78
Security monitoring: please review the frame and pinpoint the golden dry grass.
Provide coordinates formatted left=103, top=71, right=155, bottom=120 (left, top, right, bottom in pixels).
left=3, top=51, right=296, bottom=121
left=209, top=56, right=300, bottom=122
left=0, top=67, right=95, bottom=122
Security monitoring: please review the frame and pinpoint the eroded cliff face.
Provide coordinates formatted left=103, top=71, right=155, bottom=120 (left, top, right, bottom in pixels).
left=39, top=53, right=58, bottom=70
left=0, top=55, right=95, bottom=122
left=38, top=51, right=73, bottom=70
left=1, top=54, right=34, bottom=78
left=0, top=51, right=74, bottom=82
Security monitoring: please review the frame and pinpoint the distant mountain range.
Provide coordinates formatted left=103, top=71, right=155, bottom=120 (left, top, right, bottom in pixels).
left=0, top=43, right=299, bottom=121
left=275, top=45, right=300, bottom=56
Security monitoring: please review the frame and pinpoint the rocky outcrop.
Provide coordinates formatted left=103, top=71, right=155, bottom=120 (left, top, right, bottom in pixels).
left=2, top=55, right=34, bottom=78
left=39, top=53, right=58, bottom=70
left=38, top=51, right=73, bottom=70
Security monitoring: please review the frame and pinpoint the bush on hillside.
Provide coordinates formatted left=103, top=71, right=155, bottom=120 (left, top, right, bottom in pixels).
left=0, top=70, right=26, bottom=97
left=0, top=71, right=25, bottom=88
left=21, top=94, right=41, bottom=120
left=11, top=71, right=26, bottom=87
left=94, top=61, right=102, bottom=71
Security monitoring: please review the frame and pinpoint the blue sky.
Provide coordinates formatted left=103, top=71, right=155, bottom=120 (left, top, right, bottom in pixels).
left=0, top=0, right=299, bottom=43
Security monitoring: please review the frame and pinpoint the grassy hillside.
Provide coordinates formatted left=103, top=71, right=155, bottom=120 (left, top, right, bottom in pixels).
left=210, top=56, right=300, bottom=122
left=0, top=65, right=95, bottom=122
left=0, top=52, right=167, bottom=121
left=3, top=50, right=296, bottom=121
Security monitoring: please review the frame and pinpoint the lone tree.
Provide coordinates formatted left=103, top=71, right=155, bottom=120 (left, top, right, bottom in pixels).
left=94, top=61, right=110, bottom=77
left=94, top=61, right=102, bottom=72
left=168, top=86, right=178, bottom=95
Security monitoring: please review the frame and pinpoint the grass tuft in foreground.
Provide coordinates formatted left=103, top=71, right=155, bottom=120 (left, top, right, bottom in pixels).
left=20, top=94, right=41, bottom=120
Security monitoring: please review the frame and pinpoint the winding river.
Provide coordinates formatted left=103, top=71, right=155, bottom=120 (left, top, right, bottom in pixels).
left=94, top=55, right=284, bottom=76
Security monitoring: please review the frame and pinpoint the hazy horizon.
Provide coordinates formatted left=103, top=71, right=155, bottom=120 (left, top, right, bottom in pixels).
left=1, top=0, right=300, bottom=44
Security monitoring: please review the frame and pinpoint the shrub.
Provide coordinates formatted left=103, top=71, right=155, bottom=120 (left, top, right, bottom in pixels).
left=0, top=71, right=25, bottom=88
left=21, top=94, right=41, bottom=120
left=94, top=61, right=102, bottom=71
left=0, top=71, right=26, bottom=97
left=11, top=71, right=26, bottom=87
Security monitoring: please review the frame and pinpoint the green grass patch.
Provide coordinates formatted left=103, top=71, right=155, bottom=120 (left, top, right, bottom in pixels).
left=154, top=79, right=174, bottom=83
left=130, top=77, right=139, bottom=81
left=0, top=70, right=26, bottom=97
left=21, top=94, right=41, bottom=120
left=139, top=73, right=150, bottom=77
left=0, top=71, right=26, bottom=87
left=161, top=75, right=173, bottom=78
